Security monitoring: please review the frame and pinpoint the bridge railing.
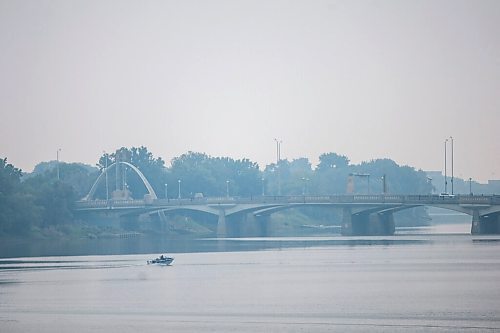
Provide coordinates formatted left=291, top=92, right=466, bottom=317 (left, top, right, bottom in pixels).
left=75, top=199, right=148, bottom=209
left=76, top=194, right=500, bottom=210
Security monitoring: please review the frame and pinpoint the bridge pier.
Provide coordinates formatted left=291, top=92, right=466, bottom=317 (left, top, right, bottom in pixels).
left=367, top=212, right=395, bottom=235
left=341, top=208, right=395, bottom=236
left=341, top=207, right=353, bottom=236
left=239, top=213, right=269, bottom=237
left=472, top=211, right=500, bottom=235
left=217, top=210, right=227, bottom=238
left=471, top=210, right=481, bottom=234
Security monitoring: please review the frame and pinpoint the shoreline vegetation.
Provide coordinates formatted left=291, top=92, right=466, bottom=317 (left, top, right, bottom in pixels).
left=2, top=147, right=440, bottom=240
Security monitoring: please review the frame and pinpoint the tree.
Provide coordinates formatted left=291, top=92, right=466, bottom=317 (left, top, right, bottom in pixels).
left=169, top=152, right=262, bottom=197
left=316, top=153, right=350, bottom=172
left=0, top=158, right=40, bottom=234
left=0, top=157, right=22, bottom=193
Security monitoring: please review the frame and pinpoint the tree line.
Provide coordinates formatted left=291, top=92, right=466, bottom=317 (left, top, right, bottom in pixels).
left=0, top=147, right=433, bottom=236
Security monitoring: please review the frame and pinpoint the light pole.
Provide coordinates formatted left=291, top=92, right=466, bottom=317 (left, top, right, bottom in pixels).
left=301, top=177, right=309, bottom=195
left=367, top=174, right=370, bottom=194
left=274, top=138, right=282, bottom=195
left=261, top=177, right=265, bottom=196
left=426, top=176, right=433, bottom=194
left=226, top=180, right=230, bottom=198
left=444, top=138, right=448, bottom=194
left=56, top=148, right=61, bottom=180
left=165, top=183, right=168, bottom=199
left=469, top=177, right=472, bottom=195
left=381, top=174, right=387, bottom=194
left=178, top=179, right=181, bottom=199
left=103, top=151, right=109, bottom=201
left=449, top=136, right=454, bottom=195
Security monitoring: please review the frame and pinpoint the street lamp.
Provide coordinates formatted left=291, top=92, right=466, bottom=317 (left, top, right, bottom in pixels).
left=274, top=138, right=282, bottom=196
left=367, top=174, right=370, bottom=194
left=469, top=177, right=472, bottom=195
left=165, top=183, right=168, bottom=199
left=381, top=174, right=387, bottom=194
left=301, top=177, right=309, bottom=195
left=444, top=138, right=448, bottom=194
left=103, top=151, right=109, bottom=201
left=449, top=136, right=454, bottom=195
left=226, top=180, right=230, bottom=198
left=261, top=177, right=265, bottom=196
left=178, top=179, right=181, bottom=199
left=56, top=148, right=61, bottom=180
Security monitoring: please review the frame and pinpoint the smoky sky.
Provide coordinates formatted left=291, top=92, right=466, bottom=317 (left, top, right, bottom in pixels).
left=1, top=0, right=499, bottom=182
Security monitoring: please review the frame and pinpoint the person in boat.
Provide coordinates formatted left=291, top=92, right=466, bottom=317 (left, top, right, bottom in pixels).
left=160, top=255, right=164, bottom=260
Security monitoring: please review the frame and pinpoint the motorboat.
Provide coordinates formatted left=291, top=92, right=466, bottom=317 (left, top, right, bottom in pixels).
left=147, top=255, right=174, bottom=265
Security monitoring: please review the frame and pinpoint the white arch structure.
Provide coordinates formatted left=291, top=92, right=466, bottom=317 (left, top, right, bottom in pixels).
left=82, top=161, right=158, bottom=201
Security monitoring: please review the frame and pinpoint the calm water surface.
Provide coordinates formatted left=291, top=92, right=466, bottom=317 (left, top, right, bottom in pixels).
left=1, top=224, right=500, bottom=332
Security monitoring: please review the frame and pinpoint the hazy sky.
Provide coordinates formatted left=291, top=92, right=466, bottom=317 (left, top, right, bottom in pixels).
left=1, top=0, right=499, bottom=182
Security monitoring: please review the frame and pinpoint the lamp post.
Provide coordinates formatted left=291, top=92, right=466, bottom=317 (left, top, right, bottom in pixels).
left=274, top=138, right=282, bottom=196
left=469, top=177, right=472, bottom=195
left=165, top=183, right=168, bottom=199
left=178, top=179, right=181, bottom=199
left=261, top=177, right=265, bottom=196
left=301, top=177, right=310, bottom=195
left=367, top=174, right=370, bottom=194
left=226, top=180, right=230, bottom=198
left=56, top=148, right=61, bottom=180
left=444, top=138, right=448, bottom=194
left=449, top=136, right=454, bottom=195
left=381, top=174, right=387, bottom=194
left=103, top=151, right=109, bottom=201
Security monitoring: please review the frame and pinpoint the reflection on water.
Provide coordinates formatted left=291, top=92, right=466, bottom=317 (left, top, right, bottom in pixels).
left=396, top=223, right=471, bottom=235
left=0, top=223, right=473, bottom=259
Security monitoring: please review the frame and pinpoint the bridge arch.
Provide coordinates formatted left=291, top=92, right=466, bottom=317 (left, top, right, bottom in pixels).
left=82, top=161, right=158, bottom=201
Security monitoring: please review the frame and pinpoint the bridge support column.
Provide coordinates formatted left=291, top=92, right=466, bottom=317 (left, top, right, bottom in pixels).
left=472, top=212, right=500, bottom=235
left=368, top=212, right=395, bottom=236
left=341, top=209, right=395, bottom=236
left=237, top=213, right=268, bottom=237
left=471, top=210, right=481, bottom=234
left=341, top=207, right=353, bottom=236
left=217, top=210, right=227, bottom=238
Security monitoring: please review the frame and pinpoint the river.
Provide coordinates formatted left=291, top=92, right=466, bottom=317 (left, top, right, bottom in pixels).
left=1, top=223, right=500, bottom=332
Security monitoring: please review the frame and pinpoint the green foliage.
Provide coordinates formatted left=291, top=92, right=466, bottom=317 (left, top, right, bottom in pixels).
left=169, top=152, right=261, bottom=197
left=317, top=152, right=350, bottom=171
left=0, top=157, right=22, bottom=193
left=33, top=181, right=76, bottom=227
left=0, top=158, right=39, bottom=235
left=0, top=157, right=81, bottom=235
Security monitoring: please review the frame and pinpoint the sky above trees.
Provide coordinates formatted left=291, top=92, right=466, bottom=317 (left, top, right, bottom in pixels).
left=1, top=0, right=499, bottom=182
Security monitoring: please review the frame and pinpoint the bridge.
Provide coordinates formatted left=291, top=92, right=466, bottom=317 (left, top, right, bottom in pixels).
left=75, top=195, right=500, bottom=237
left=75, top=161, right=500, bottom=236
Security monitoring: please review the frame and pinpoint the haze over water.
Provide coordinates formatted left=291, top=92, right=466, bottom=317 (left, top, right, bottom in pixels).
left=1, top=223, right=500, bottom=332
